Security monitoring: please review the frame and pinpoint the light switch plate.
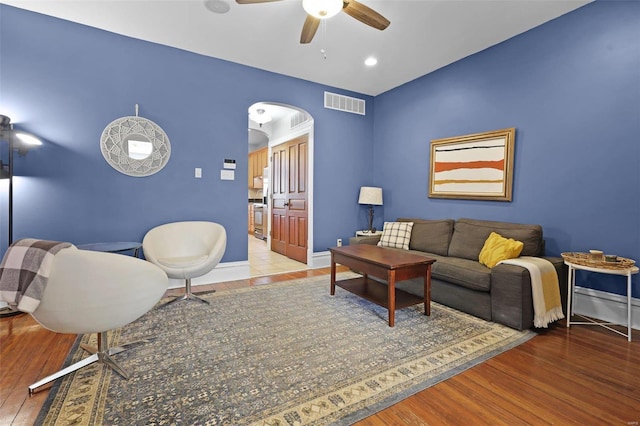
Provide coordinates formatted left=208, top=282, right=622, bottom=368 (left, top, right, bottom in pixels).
left=195, top=168, right=202, bottom=178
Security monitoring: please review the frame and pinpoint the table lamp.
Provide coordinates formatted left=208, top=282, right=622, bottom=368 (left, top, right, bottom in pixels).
left=358, top=186, right=383, bottom=233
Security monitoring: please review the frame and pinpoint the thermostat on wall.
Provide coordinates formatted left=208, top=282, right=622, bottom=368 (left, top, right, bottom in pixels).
left=224, top=159, right=236, bottom=170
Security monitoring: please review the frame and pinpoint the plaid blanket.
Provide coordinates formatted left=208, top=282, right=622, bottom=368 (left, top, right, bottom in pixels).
left=0, top=239, right=74, bottom=313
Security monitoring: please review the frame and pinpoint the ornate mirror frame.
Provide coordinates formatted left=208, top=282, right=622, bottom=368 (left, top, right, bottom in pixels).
left=100, top=115, right=171, bottom=177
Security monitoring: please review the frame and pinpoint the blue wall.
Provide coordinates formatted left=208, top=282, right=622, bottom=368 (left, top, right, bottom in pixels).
left=1, top=2, right=638, bottom=298
left=373, top=1, right=640, bottom=297
left=0, top=5, right=374, bottom=260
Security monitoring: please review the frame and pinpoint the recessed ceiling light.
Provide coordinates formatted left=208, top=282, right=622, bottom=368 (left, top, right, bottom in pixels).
left=204, top=0, right=230, bottom=14
left=364, top=57, right=378, bottom=67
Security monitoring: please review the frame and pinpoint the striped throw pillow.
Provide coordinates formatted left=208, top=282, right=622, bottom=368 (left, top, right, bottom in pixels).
left=377, top=222, right=414, bottom=250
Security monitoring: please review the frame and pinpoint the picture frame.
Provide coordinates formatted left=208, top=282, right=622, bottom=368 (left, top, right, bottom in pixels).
left=428, top=128, right=515, bottom=201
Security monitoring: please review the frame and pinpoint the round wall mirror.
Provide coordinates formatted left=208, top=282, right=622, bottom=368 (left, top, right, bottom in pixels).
left=100, top=116, right=171, bottom=177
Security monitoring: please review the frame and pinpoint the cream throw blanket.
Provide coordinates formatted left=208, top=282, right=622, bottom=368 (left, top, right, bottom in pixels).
left=498, top=256, right=565, bottom=328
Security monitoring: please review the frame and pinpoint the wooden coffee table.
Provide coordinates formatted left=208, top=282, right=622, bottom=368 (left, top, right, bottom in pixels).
left=329, top=245, right=436, bottom=327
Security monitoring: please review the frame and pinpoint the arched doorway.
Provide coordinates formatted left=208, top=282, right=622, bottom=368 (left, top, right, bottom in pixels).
left=246, top=102, right=314, bottom=277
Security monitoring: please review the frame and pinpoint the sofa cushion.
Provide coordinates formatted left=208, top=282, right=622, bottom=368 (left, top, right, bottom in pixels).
left=448, top=218, right=543, bottom=260
left=377, top=222, right=414, bottom=250
left=478, top=232, right=524, bottom=268
left=398, top=218, right=454, bottom=256
left=431, top=256, right=492, bottom=292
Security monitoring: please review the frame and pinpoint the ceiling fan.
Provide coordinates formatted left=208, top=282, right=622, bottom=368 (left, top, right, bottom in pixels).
left=236, top=0, right=390, bottom=44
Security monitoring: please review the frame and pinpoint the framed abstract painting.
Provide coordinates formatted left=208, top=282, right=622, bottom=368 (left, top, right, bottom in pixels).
left=428, top=128, right=515, bottom=201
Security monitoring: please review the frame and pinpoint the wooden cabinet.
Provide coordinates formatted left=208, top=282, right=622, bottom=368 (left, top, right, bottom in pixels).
left=248, top=152, right=255, bottom=187
left=248, top=203, right=255, bottom=234
left=248, top=147, right=268, bottom=188
left=260, top=148, right=268, bottom=172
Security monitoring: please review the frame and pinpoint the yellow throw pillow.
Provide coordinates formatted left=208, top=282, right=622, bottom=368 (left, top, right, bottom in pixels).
left=478, top=232, right=524, bottom=268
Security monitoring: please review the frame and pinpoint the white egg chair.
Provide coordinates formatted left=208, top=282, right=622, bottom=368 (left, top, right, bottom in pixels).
left=142, top=221, right=227, bottom=307
left=26, top=247, right=169, bottom=394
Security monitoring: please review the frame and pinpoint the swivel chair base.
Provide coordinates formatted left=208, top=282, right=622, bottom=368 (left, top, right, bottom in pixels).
left=159, top=278, right=213, bottom=308
left=29, top=331, right=148, bottom=395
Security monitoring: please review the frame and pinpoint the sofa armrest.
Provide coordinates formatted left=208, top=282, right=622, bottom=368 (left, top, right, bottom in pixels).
left=490, top=257, right=568, bottom=330
left=490, top=264, right=534, bottom=330
left=348, top=235, right=381, bottom=246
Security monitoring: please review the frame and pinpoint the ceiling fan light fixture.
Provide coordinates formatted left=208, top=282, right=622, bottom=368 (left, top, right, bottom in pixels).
left=302, top=0, right=343, bottom=19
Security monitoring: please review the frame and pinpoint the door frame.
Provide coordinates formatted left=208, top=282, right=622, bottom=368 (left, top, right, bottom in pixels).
left=249, top=102, right=314, bottom=265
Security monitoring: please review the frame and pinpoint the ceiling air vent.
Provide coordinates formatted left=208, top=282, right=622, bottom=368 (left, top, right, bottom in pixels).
left=324, top=91, right=366, bottom=115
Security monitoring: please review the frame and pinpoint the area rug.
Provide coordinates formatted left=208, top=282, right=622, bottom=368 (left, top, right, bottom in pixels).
left=37, top=272, right=535, bottom=425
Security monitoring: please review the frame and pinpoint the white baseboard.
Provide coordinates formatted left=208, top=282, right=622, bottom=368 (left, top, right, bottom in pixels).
left=169, top=261, right=250, bottom=289
left=310, top=253, right=640, bottom=330
left=310, top=252, right=640, bottom=332
left=199, top=254, right=638, bottom=332
left=172, top=251, right=334, bottom=290
left=14, top=252, right=635, bottom=332
left=310, top=250, right=331, bottom=269
left=573, top=286, right=640, bottom=331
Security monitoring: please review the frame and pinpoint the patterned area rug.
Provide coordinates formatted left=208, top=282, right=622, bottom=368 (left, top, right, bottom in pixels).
left=37, top=272, right=535, bottom=425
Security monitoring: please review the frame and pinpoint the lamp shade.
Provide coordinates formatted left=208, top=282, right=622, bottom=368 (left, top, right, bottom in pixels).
left=358, top=186, right=383, bottom=205
left=0, top=115, right=42, bottom=155
left=15, top=132, right=42, bottom=147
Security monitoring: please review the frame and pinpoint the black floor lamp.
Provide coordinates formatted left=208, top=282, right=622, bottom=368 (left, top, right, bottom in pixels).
left=0, top=114, right=42, bottom=317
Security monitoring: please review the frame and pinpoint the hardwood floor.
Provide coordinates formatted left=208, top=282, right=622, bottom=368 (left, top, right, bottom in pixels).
left=1, top=268, right=638, bottom=425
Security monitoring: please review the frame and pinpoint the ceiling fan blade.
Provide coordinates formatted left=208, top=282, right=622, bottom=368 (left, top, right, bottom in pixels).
left=342, top=0, right=390, bottom=31
left=236, top=0, right=282, bottom=4
left=300, top=15, right=320, bottom=44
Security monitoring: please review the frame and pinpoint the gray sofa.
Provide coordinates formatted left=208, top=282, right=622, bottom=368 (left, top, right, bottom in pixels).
left=349, top=218, right=567, bottom=330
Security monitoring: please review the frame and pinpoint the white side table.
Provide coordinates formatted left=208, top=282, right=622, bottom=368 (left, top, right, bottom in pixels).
left=356, top=230, right=383, bottom=237
left=564, top=258, right=638, bottom=341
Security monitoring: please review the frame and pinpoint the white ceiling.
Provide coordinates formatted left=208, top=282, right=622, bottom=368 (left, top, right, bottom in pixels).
left=2, top=0, right=590, bottom=96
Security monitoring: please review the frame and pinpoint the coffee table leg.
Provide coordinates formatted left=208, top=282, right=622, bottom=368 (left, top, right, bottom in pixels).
left=424, top=264, right=431, bottom=316
left=388, top=270, right=396, bottom=327
left=330, top=253, right=336, bottom=296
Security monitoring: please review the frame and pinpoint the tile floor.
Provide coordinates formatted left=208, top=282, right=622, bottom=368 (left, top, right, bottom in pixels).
left=248, top=234, right=308, bottom=277
left=167, top=235, right=314, bottom=297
